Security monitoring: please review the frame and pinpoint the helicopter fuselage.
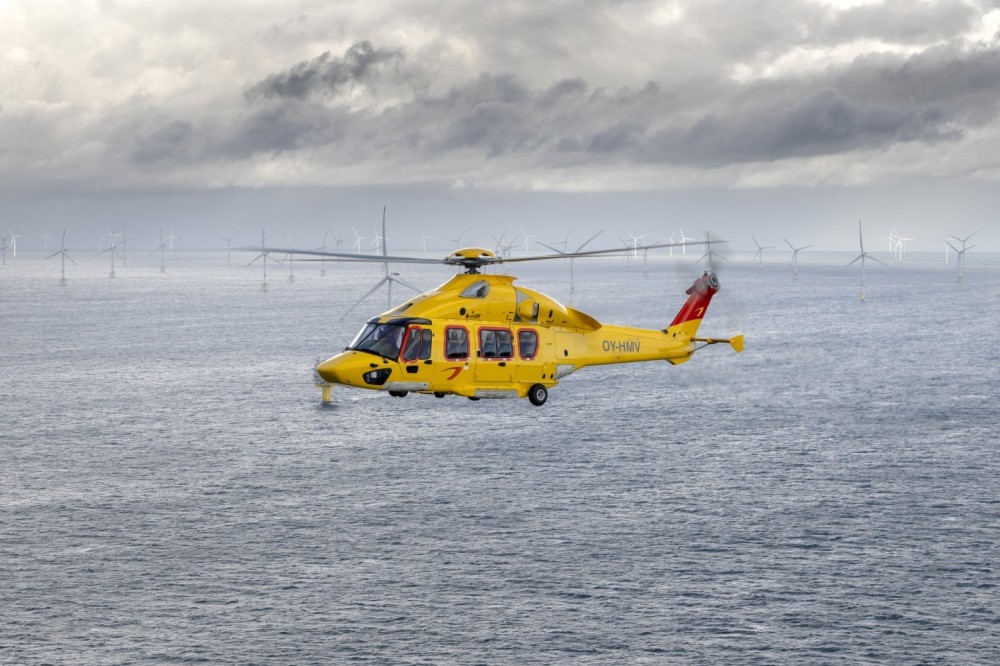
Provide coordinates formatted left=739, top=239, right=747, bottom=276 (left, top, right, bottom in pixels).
left=315, top=271, right=741, bottom=405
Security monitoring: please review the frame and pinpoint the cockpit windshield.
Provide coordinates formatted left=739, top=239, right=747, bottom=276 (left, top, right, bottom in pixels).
left=347, top=322, right=407, bottom=358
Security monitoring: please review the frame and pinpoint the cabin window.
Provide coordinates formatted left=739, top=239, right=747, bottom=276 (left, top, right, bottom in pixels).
left=479, top=328, right=513, bottom=359
left=445, top=326, right=469, bottom=360
left=460, top=280, right=490, bottom=299
left=518, top=329, right=538, bottom=360
left=401, top=326, right=433, bottom=362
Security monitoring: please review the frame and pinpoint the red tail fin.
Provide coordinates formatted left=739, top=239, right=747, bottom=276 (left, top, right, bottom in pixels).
left=668, top=272, right=720, bottom=329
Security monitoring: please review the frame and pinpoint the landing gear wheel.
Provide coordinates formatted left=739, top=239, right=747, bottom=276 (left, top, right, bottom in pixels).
left=468, top=396, right=481, bottom=401
left=434, top=392, right=446, bottom=398
left=389, top=390, right=408, bottom=398
left=528, top=384, right=548, bottom=406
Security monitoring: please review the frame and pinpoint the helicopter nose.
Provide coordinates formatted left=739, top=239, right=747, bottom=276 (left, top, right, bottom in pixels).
left=315, top=357, right=342, bottom=384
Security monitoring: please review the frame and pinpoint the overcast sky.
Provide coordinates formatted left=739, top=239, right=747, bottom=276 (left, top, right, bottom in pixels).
left=2, top=0, right=998, bottom=252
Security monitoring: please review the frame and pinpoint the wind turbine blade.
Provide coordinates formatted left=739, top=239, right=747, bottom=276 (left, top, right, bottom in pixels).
left=537, top=241, right=567, bottom=255
left=845, top=255, right=863, bottom=268
left=342, top=276, right=392, bottom=319
left=390, top=275, right=422, bottom=293
left=574, top=230, right=604, bottom=252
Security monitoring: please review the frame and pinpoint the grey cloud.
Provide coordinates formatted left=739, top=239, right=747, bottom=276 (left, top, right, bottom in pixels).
left=828, top=0, right=981, bottom=44
left=120, top=26, right=1000, bottom=174
left=131, top=121, right=197, bottom=164
left=245, top=41, right=403, bottom=102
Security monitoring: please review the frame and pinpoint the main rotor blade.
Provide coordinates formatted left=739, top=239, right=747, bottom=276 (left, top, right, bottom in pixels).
left=238, top=246, right=448, bottom=265
left=492, top=239, right=718, bottom=264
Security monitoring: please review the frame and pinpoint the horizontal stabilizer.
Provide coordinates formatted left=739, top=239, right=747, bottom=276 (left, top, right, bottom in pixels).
left=692, top=334, right=744, bottom=353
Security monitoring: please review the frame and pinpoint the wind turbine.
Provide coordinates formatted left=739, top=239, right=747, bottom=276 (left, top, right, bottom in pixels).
left=284, top=233, right=296, bottom=283
left=677, top=228, right=696, bottom=255
left=247, top=229, right=282, bottom=292
left=664, top=229, right=679, bottom=257
left=167, top=226, right=179, bottom=252
left=544, top=228, right=572, bottom=253
left=617, top=232, right=646, bottom=260
left=885, top=228, right=899, bottom=254
left=892, top=229, right=913, bottom=261
left=152, top=229, right=169, bottom=273
left=520, top=230, right=535, bottom=252
left=442, top=230, right=465, bottom=250
left=316, top=231, right=331, bottom=275
left=119, top=222, right=135, bottom=268
left=342, top=207, right=421, bottom=319
left=751, top=235, right=775, bottom=272
left=697, top=232, right=728, bottom=273
left=46, top=229, right=75, bottom=286
left=351, top=226, right=366, bottom=253
left=98, top=228, right=123, bottom=278
left=783, top=237, right=813, bottom=278
left=539, top=230, right=603, bottom=305
left=946, top=232, right=977, bottom=281
left=43, top=228, right=51, bottom=251
left=492, top=232, right=521, bottom=259
left=218, top=233, right=235, bottom=265
left=846, top=220, right=890, bottom=301
left=370, top=225, right=383, bottom=255
left=7, top=229, right=23, bottom=261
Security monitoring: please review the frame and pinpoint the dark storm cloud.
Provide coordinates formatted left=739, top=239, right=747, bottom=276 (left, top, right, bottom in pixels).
left=126, top=14, right=1000, bottom=173
left=245, top=41, right=403, bottom=101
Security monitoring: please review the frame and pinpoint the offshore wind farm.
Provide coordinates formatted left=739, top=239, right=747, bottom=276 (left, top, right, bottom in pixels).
left=3, top=229, right=999, bottom=663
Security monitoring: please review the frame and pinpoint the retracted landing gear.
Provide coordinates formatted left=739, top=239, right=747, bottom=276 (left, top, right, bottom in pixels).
left=528, top=384, right=548, bottom=406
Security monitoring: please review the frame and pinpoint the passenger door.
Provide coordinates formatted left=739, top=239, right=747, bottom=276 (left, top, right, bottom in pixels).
left=473, top=326, right=514, bottom=384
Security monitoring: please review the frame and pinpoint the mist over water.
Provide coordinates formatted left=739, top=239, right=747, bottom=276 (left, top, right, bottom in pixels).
left=3, top=249, right=999, bottom=664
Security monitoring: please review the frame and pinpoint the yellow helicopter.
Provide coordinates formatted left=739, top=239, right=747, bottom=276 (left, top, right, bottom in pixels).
left=265, top=235, right=743, bottom=406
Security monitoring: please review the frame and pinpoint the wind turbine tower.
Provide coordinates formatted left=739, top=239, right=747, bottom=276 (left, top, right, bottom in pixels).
left=284, top=234, right=296, bottom=283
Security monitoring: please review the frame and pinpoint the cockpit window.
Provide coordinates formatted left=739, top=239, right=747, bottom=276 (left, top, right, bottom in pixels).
left=348, top=322, right=406, bottom=358
left=459, top=280, right=490, bottom=298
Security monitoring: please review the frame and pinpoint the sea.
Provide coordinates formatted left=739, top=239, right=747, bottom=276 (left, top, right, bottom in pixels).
left=2, top=246, right=999, bottom=665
